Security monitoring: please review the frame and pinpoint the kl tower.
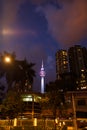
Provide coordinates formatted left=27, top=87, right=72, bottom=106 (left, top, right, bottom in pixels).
left=40, top=61, right=46, bottom=93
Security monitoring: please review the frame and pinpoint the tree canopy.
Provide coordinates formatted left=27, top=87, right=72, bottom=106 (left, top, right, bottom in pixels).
left=0, top=52, right=36, bottom=101
left=1, top=90, right=23, bottom=119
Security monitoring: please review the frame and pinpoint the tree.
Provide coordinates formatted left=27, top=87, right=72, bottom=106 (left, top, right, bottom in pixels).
left=1, top=90, right=23, bottom=119
left=13, top=59, right=36, bottom=92
left=0, top=52, right=36, bottom=92
left=48, top=91, right=64, bottom=118
left=41, top=91, right=65, bottom=130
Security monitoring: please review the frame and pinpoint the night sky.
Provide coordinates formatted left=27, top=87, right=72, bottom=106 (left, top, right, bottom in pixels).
left=0, top=0, right=87, bottom=92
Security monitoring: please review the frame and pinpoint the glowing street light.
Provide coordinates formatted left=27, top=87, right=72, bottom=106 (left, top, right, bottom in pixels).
left=4, top=56, right=11, bottom=63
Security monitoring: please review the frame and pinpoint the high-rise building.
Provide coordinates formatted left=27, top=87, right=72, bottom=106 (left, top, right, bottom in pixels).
left=55, top=45, right=87, bottom=91
left=56, top=50, right=69, bottom=80
left=68, top=45, right=86, bottom=78
left=68, top=45, right=87, bottom=90
left=82, top=47, right=87, bottom=73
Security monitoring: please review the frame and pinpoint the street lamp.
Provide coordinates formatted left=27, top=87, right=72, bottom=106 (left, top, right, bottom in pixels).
left=72, top=93, right=77, bottom=130
left=4, top=56, right=11, bottom=63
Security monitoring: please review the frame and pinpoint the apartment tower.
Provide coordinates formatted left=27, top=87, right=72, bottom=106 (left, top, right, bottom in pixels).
left=56, top=50, right=69, bottom=80
left=68, top=45, right=87, bottom=90
left=68, top=45, right=87, bottom=78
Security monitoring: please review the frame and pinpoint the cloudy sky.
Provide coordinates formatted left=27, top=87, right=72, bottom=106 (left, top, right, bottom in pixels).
left=0, top=0, right=87, bottom=92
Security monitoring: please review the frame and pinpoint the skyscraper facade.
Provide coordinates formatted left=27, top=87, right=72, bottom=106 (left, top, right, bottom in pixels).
left=55, top=45, right=87, bottom=90
left=68, top=45, right=87, bottom=90
left=82, top=47, right=87, bottom=72
left=68, top=45, right=87, bottom=78
left=56, top=50, right=69, bottom=80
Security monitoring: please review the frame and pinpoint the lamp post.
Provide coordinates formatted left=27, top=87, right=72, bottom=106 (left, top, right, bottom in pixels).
left=32, top=95, right=34, bottom=119
left=3, top=55, right=13, bottom=89
left=72, top=93, right=77, bottom=130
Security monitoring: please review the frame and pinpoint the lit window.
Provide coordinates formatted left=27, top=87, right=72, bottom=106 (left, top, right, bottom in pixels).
left=23, top=97, right=32, bottom=102
left=78, top=49, right=81, bottom=51
left=62, top=51, right=67, bottom=56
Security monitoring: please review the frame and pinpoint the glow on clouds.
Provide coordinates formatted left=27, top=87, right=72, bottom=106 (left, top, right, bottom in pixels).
left=2, top=28, right=37, bottom=36
left=41, top=0, right=87, bottom=47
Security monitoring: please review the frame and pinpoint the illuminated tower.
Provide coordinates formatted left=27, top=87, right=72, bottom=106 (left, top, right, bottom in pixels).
left=40, top=61, right=46, bottom=93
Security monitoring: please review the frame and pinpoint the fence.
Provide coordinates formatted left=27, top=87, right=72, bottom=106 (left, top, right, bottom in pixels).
left=0, top=118, right=71, bottom=130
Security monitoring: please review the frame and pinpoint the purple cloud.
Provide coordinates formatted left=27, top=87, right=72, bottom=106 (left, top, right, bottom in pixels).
left=40, top=0, right=87, bottom=47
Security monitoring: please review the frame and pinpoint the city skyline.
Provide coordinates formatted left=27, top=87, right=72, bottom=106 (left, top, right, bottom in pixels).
left=0, top=0, right=87, bottom=92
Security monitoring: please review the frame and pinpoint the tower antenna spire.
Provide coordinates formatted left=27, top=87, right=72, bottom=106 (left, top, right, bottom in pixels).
left=42, top=60, right=43, bottom=68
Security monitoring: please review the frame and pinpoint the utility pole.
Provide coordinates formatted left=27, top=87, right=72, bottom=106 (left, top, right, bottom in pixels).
left=72, top=93, right=77, bottom=130
left=32, top=95, right=34, bottom=119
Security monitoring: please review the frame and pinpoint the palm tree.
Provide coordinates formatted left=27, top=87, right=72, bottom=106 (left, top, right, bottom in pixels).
left=0, top=52, right=36, bottom=92
left=13, top=59, right=36, bottom=92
